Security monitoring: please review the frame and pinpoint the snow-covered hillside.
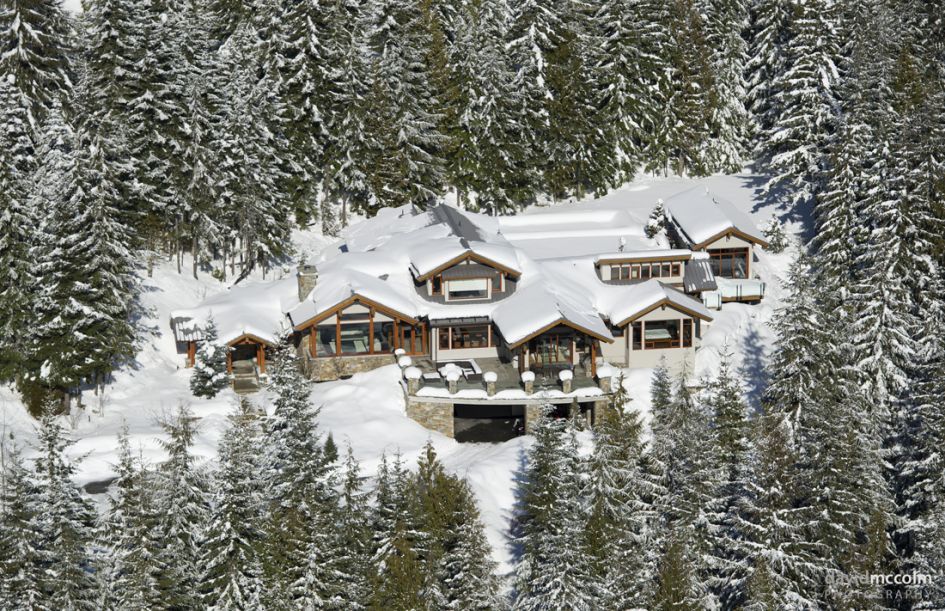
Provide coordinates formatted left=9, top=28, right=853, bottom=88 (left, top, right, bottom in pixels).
left=0, top=173, right=799, bottom=574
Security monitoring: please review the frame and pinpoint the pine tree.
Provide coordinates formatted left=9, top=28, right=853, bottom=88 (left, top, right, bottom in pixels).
left=0, top=436, right=44, bottom=608
left=260, top=343, right=341, bottom=607
left=0, top=0, right=74, bottom=123
left=705, top=351, right=752, bottom=608
left=29, top=119, right=137, bottom=400
left=451, top=0, right=527, bottom=213
left=649, top=372, right=718, bottom=608
left=32, top=411, right=98, bottom=609
left=701, top=0, right=749, bottom=170
left=0, top=75, right=36, bottom=380
left=214, top=21, right=292, bottom=275
left=744, top=0, right=792, bottom=141
left=99, top=426, right=161, bottom=609
left=512, top=408, right=596, bottom=610
left=369, top=453, right=422, bottom=610
left=760, top=0, right=839, bottom=206
left=440, top=480, right=502, bottom=609
left=154, top=403, right=210, bottom=609
left=361, top=0, right=447, bottom=213
left=190, top=317, right=230, bottom=398
left=331, top=445, right=372, bottom=607
left=201, top=399, right=266, bottom=609
left=584, top=378, right=657, bottom=608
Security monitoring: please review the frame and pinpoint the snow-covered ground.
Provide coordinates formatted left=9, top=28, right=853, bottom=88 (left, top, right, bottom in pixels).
left=0, top=173, right=800, bottom=575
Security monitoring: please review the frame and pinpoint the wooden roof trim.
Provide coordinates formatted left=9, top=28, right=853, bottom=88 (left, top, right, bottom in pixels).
left=227, top=333, right=276, bottom=347
left=507, top=317, right=614, bottom=349
left=693, top=227, right=769, bottom=250
left=614, top=298, right=713, bottom=327
left=415, top=251, right=522, bottom=281
left=292, top=294, right=418, bottom=330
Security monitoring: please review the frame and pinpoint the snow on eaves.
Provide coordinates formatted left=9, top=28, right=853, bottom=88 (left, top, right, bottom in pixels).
left=605, top=279, right=713, bottom=326
left=407, top=237, right=522, bottom=279
left=491, top=283, right=613, bottom=346
left=594, top=249, right=693, bottom=263
left=663, top=187, right=766, bottom=247
left=288, top=268, right=420, bottom=327
left=170, top=276, right=297, bottom=345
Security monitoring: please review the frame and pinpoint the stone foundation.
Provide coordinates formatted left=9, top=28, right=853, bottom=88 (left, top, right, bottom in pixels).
left=524, top=403, right=544, bottom=433
left=302, top=352, right=396, bottom=382
left=406, top=399, right=454, bottom=438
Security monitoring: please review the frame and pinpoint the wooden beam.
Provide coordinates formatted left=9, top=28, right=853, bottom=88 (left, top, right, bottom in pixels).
left=258, top=344, right=266, bottom=373
left=187, top=341, right=196, bottom=368
left=590, top=341, right=597, bottom=378
left=226, top=349, right=233, bottom=374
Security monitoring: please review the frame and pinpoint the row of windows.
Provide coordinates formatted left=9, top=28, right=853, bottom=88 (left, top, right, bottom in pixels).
left=707, top=248, right=749, bottom=279
left=313, top=310, right=426, bottom=356
left=613, top=261, right=683, bottom=281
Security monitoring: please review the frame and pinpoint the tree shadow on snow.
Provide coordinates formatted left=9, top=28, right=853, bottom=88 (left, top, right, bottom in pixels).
left=738, top=324, right=769, bottom=417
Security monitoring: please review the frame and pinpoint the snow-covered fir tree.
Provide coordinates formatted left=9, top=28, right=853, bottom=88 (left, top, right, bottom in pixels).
left=0, top=436, right=44, bottom=608
left=0, top=0, right=74, bottom=124
left=200, top=398, right=267, bottom=609
left=260, top=343, right=341, bottom=607
left=99, top=425, right=161, bottom=609
left=360, top=0, right=446, bottom=213
left=0, top=75, right=36, bottom=381
left=584, top=378, right=657, bottom=608
left=649, top=369, right=718, bottom=608
left=512, top=408, right=596, bottom=609
left=29, top=118, right=137, bottom=402
left=190, top=317, right=230, bottom=399
left=31, top=411, right=98, bottom=609
left=153, top=403, right=210, bottom=609
left=760, top=0, right=839, bottom=206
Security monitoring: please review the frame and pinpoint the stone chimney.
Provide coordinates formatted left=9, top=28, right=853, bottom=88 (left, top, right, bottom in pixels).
left=297, top=264, right=318, bottom=302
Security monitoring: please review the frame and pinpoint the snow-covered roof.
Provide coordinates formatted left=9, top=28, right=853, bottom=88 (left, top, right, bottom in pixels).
left=408, top=237, right=522, bottom=279
left=594, top=249, right=692, bottom=264
left=604, top=279, right=713, bottom=326
left=491, top=284, right=613, bottom=347
left=287, top=269, right=420, bottom=328
left=170, top=277, right=297, bottom=345
left=663, top=187, right=768, bottom=248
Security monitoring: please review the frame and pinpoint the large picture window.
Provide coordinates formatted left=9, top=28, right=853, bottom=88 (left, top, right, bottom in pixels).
left=707, top=248, right=749, bottom=279
left=446, top=278, right=489, bottom=301
left=630, top=318, right=694, bottom=350
left=439, top=325, right=492, bottom=350
left=311, top=304, right=426, bottom=357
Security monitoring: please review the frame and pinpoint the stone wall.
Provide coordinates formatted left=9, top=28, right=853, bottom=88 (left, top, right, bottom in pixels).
left=406, top=399, right=454, bottom=438
left=302, top=351, right=396, bottom=382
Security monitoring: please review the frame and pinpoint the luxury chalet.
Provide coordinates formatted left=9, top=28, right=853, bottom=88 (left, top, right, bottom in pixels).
left=171, top=188, right=769, bottom=441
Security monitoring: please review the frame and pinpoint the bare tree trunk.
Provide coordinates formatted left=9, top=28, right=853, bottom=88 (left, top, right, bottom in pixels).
left=192, top=234, right=199, bottom=279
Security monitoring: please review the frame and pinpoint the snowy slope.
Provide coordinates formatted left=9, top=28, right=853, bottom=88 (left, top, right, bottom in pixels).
left=0, top=172, right=800, bottom=575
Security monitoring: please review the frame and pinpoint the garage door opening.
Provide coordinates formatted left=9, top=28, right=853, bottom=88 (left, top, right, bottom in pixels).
left=454, top=404, right=525, bottom=443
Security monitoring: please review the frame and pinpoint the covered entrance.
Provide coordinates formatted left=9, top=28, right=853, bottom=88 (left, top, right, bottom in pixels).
left=517, top=324, right=603, bottom=378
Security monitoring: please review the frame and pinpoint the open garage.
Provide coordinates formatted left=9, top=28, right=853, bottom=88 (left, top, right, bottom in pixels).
left=453, top=404, right=526, bottom=443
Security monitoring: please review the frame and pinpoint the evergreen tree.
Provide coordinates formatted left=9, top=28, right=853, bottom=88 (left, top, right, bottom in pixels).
left=331, top=445, right=372, bottom=607
left=360, top=0, right=447, bottom=214
left=154, top=403, right=210, bottom=609
left=190, top=317, right=230, bottom=399
left=649, top=372, right=718, bottom=608
left=760, top=0, right=839, bottom=207
left=451, top=0, right=527, bottom=213
left=32, top=411, right=98, bottom=609
left=260, top=343, right=341, bottom=607
left=369, top=453, right=422, bottom=610
left=512, top=408, right=595, bottom=609
left=0, top=0, right=74, bottom=123
left=0, top=437, right=44, bottom=608
left=214, top=21, right=292, bottom=275
left=0, top=76, right=36, bottom=380
left=744, top=0, right=792, bottom=140
left=584, top=378, right=656, bottom=608
left=705, top=352, right=752, bottom=608
left=99, top=426, right=161, bottom=609
left=29, top=119, right=137, bottom=401
left=201, top=399, right=266, bottom=609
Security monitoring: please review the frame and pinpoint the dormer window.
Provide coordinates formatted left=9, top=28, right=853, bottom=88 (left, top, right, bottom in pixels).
left=446, top=278, right=490, bottom=301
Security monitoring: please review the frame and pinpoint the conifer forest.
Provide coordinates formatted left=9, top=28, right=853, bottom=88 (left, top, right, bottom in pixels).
left=1, top=0, right=944, bottom=607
